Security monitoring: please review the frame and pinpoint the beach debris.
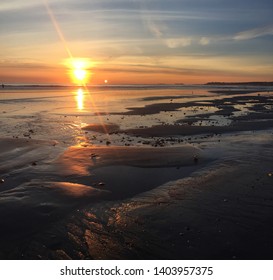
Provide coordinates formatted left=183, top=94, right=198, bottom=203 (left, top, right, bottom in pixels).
left=0, top=179, right=4, bottom=184
left=90, top=153, right=98, bottom=159
left=193, top=155, right=199, bottom=163
left=52, top=141, right=58, bottom=146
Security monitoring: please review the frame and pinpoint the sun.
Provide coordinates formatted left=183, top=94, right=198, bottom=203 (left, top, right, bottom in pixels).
left=72, top=60, right=88, bottom=84
left=74, top=68, right=86, bottom=82
left=65, top=58, right=92, bottom=85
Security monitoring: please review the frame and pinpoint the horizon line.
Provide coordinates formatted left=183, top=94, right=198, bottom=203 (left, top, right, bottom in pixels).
left=1, top=81, right=273, bottom=87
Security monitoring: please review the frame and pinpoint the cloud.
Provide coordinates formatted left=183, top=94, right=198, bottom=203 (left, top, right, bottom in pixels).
left=148, top=22, right=164, bottom=38
left=165, top=37, right=192, bottom=48
left=234, top=24, right=273, bottom=40
left=199, top=37, right=210, bottom=45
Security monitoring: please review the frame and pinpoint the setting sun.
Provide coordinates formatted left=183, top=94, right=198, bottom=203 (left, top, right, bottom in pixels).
left=65, top=58, right=92, bottom=85
left=74, top=68, right=86, bottom=82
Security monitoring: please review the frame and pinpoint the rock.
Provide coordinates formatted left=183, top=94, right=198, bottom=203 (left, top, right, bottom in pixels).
left=0, top=179, right=4, bottom=184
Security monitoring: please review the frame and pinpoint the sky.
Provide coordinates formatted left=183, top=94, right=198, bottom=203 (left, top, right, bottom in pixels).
left=0, top=0, right=273, bottom=84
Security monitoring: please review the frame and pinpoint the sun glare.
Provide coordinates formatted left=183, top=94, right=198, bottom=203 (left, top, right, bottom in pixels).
left=74, top=68, right=86, bottom=81
left=65, top=58, right=92, bottom=85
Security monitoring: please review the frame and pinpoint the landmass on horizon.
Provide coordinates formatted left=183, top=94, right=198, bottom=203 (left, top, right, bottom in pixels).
left=1, top=81, right=273, bottom=88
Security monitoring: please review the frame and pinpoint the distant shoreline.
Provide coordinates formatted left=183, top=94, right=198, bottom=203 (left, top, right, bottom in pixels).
left=1, top=81, right=273, bottom=88
left=205, top=81, right=273, bottom=86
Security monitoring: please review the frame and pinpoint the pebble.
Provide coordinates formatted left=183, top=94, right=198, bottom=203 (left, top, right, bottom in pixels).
left=0, top=179, right=4, bottom=184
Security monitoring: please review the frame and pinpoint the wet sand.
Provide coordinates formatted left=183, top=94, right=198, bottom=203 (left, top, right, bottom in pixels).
left=0, top=86, right=273, bottom=259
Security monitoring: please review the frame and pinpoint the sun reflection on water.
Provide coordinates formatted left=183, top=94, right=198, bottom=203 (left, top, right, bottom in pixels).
left=76, top=88, right=84, bottom=111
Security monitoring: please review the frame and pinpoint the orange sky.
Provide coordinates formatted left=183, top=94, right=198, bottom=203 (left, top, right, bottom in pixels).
left=1, top=0, right=272, bottom=85
left=1, top=62, right=271, bottom=85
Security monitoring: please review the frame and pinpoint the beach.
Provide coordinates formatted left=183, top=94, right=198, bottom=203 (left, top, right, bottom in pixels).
left=0, top=84, right=273, bottom=259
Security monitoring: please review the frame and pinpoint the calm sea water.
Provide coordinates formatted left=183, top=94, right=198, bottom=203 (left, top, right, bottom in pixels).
left=0, top=85, right=213, bottom=142
left=0, top=84, right=271, bottom=145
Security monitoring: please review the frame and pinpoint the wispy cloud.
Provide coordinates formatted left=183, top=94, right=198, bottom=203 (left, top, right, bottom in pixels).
left=165, top=37, right=192, bottom=48
left=147, top=22, right=165, bottom=38
left=199, top=37, right=210, bottom=45
left=234, top=24, right=273, bottom=40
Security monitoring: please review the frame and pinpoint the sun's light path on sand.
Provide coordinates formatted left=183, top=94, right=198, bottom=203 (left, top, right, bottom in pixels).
left=43, top=0, right=111, bottom=138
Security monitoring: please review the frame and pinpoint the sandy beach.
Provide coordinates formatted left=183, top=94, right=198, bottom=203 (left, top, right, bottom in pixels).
left=0, top=85, right=273, bottom=259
